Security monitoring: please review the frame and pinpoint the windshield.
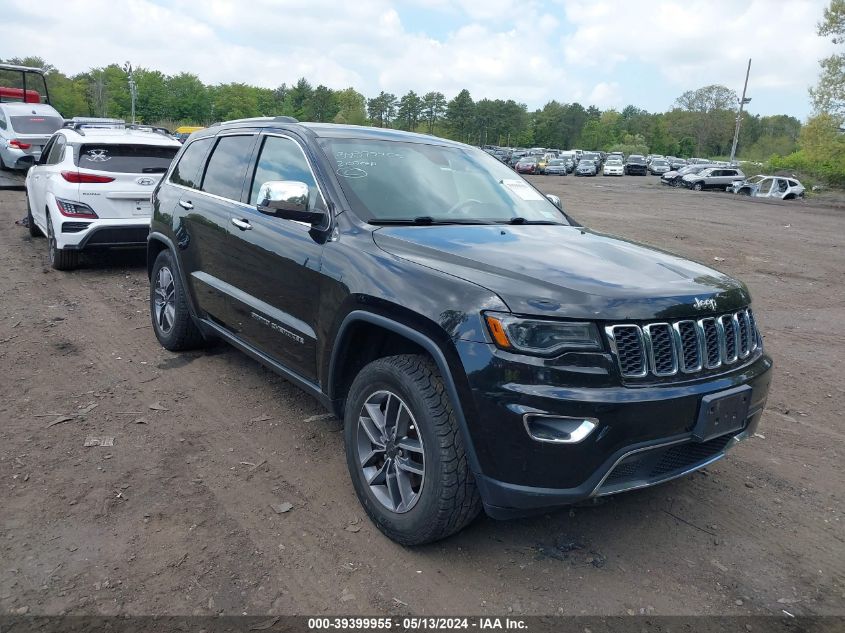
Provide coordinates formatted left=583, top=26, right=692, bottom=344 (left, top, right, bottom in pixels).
left=549, top=160, right=565, bottom=165
left=652, top=160, right=668, bottom=166
left=319, top=139, right=568, bottom=225
left=606, top=159, right=622, bottom=165
left=628, top=156, right=645, bottom=163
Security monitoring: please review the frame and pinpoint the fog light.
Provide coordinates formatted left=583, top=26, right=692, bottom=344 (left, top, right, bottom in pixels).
left=523, top=415, right=598, bottom=444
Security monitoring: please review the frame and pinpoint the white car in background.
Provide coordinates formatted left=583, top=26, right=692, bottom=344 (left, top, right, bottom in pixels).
left=603, top=158, right=624, bottom=176
left=24, top=118, right=181, bottom=270
left=0, top=102, right=64, bottom=169
left=729, top=175, right=805, bottom=200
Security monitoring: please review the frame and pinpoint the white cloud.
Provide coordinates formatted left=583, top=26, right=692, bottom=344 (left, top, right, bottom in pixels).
left=0, top=0, right=835, bottom=117
left=562, top=0, right=837, bottom=91
left=588, top=82, right=621, bottom=108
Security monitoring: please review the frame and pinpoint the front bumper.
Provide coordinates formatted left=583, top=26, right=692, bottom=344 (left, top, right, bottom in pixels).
left=453, top=339, right=773, bottom=518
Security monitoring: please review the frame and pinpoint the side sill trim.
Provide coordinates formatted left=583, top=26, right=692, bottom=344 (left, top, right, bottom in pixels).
left=200, top=318, right=332, bottom=410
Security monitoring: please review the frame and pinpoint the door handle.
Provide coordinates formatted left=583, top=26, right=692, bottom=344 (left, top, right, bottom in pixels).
left=231, top=217, right=252, bottom=231
left=178, top=200, right=193, bottom=210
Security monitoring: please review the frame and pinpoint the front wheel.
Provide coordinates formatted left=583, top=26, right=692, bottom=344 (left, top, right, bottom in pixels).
left=692, top=182, right=703, bottom=191
left=344, top=355, right=482, bottom=545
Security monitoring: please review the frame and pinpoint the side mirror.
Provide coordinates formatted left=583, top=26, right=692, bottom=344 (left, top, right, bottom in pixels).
left=546, top=194, right=562, bottom=209
left=256, top=180, right=326, bottom=225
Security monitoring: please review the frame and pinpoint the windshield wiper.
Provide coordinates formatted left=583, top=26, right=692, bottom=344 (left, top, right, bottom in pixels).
left=505, top=217, right=563, bottom=225
left=370, top=216, right=496, bottom=226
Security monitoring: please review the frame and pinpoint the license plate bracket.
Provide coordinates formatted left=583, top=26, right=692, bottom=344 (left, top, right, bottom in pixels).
left=694, top=385, right=751, bottom=442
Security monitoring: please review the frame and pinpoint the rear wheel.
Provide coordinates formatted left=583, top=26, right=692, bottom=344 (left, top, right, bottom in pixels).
left=46, top=211, right=79, bottom=270
left=150, top=249, right=205, bottom=351
left=344, top=354, right=482, bottom=545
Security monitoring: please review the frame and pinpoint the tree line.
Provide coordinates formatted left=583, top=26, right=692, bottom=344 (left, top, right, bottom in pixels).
left=2, top=55, right=805, bottom=163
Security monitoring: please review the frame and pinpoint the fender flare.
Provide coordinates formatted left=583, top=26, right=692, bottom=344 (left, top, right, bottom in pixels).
left=329, top=310, right=483, bottom=477
left=147, top=231, right=201, bottom=318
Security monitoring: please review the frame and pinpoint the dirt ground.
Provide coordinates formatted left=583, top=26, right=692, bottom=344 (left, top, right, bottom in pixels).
left=0, top=174, right=842, bottom=618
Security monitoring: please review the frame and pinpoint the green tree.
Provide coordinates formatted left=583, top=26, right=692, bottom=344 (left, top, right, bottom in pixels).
left=811, top=0, right=845, bottom=116
left=397, top=90, right=423, bottom=131
left=306, top=85, right=339, bottom=122
left=367, top=91, right=398, bottom=127
left=445, top=89, right=475, bottom=142
left=286, top=78, right=313, bottom=120
left=421, top=91, right=447, bottom=133
left=166, top=72, right=210, bottom=123
left=334, top=88, right=367, bottom=125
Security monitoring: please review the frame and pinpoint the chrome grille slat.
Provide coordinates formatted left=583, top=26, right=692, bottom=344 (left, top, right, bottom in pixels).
left=607, top=308, right=761, bottom=380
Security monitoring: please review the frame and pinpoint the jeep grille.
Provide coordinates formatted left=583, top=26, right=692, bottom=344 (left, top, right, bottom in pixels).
left=606, top=308, right=761, bottom=379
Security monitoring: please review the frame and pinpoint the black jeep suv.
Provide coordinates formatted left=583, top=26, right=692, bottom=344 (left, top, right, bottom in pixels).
left=147, top=117, right=772, bottom=545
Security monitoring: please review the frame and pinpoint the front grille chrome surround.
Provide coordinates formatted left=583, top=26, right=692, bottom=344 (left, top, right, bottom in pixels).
left=606, top=308, right=761, bottom=380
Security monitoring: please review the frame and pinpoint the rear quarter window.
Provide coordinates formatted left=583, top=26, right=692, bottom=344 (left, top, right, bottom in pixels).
left=10, top=115, right=64, bottom=134
left=170, top=137, right=213, bottom=189
left=76, top=143, right=179, bottom=174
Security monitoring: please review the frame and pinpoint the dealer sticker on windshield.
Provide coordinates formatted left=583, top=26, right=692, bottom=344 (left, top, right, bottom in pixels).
left=501, top=179, right=544, bottom=201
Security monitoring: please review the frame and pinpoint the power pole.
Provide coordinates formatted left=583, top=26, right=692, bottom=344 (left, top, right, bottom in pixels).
left=124, top=62, right=137, bottom=124
left=729, top=58, right=752, bottom=165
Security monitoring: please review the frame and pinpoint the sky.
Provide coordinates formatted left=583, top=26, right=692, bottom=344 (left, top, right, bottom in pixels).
left=1, top=0, right=837, bottom=120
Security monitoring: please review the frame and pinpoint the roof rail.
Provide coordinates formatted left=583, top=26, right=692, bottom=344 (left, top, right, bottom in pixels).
left=126, top=123, right=173, bottom=137
left=209, top=115, right=299, bottom=127
left=62, top=117, right=125, bottom=136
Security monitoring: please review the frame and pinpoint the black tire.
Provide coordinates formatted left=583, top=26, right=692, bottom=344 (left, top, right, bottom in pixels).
left=739, top=188, right=751, bottom=196
left=149, top=249, right=205, bottom=351
left=26, top=195, right=42, bottom=238
left=692, top=181, right=704, bottom=191
left=344, top=354, right=482, bottom=545
left=46, top=211, right=79, bottom=270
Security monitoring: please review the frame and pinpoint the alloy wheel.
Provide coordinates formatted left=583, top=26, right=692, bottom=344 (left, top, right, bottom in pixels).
left=153, top=266, right=177, bottom=334
left=356, top=390, right=425, bottom=513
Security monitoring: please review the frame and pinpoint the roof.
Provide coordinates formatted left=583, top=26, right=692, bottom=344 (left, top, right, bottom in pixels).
left=60, top=127, right=182, bottom=147
left=0, top=102, right=62, bottom=117
left=0, top=63, right=47, bottom=74
left=202, top=118, right=467, bottom=148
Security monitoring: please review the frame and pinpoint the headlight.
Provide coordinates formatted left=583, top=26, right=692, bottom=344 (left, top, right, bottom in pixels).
left=484, top=312, right=602, bottom=356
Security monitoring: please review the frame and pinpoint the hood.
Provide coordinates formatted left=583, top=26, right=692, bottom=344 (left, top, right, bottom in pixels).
left=372, top=225, right=749, bottom=321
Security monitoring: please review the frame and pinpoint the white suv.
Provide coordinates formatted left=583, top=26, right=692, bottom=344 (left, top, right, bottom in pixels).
left=25, top=119, right=181, bottom=269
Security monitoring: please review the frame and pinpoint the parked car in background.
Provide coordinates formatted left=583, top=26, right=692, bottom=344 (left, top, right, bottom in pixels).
left=602, top=157, right=624, bottom=176
left=509, top=151, right=527, bottom=167
left=729, top=175, right=805, bottom=199
left=624, top=155, right=647, bottom=175
left=669, top=157, right=688, bottom=170
left=575, top=159, right=597, bottom=176
left=0, top=102, right=64, bottom=170
left=682, top=167, right=745, bottom=191
left=174, top=125, right=204, bottom=143
left=661, top=164, right=715, bottom=187
left=581, top=151, right=602, bottom=168
left=515, top=156, right=540, bottom=174
left=24, top=118, right=182, bottom=270
left=544, top=159, right=568, bottom=175
left=648, top=158, right=671, bottom=175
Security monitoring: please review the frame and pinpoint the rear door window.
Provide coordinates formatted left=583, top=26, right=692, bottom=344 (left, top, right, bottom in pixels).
left=9, top=115, right=64, bottom=134
left=76, top=144, right=179, bottom=173
left=46, top=136, right=66, bottom=164
left=170, top=137, right=213, bottom=189
left=201, top=135, right=256, bottom=201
